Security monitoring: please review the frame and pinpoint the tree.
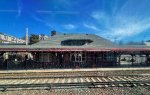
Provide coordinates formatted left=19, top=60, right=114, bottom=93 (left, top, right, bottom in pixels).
left=29, top=34, right=39, bottom=44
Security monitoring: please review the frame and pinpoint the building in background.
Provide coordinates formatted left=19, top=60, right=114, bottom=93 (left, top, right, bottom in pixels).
left=144, top=41, right=150, bottom=46
left=0, top=32, right=25, bottom=44
left=39, top=34, right=48, bottom=41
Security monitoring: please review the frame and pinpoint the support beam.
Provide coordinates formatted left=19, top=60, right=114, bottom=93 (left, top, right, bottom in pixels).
left=146, top=54, right=149, bottom=65
left=131, top=54, right=134, bottom=66
left=113, top=52, right=117, bottom=66
left=118, top=55, right=121, bottom=66
left=117, top=53, right=121, bottom=66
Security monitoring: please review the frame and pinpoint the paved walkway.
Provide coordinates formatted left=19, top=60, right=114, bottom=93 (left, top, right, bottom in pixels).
left=0, top=67, right=150, bottom=73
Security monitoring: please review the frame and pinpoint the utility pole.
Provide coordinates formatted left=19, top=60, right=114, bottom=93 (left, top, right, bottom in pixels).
left=26, top=28, right=28, bottom=45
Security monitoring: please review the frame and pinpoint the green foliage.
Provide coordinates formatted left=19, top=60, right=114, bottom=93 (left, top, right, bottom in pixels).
left=29, top=34, right=39, bottom=44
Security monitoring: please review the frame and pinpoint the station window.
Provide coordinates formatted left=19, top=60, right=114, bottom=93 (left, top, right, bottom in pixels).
left=39, top=53, right=52, bottom=62
left=70, top=53, right=85, bottom=62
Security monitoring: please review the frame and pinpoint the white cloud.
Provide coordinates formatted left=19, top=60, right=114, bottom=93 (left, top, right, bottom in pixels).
left=32, top=15, right=53, bottom=29
left=37, top=10, right=79, bottom=15
left=91, top=11, right=150, bottom=41
left=51, top=0, right=78, bottom=10
left=83, top=23, right=101, bottom=31
left=108, top=18, right=150, bottom=40
left=17, top=0, right=22, bottom=17
left=63, top=24, right=76, bottom=30
left=91, top=11, right=110, bottom=27
left=92, top=11, right=107, bottom=20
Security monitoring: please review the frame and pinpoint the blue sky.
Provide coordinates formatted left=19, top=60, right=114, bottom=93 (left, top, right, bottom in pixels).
left=0, top=0, right=150, bottom=43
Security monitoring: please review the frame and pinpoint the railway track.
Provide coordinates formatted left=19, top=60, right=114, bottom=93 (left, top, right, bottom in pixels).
left=0, top=75, right=150, bottom=91
left=0, top=70, right=150, bottom=78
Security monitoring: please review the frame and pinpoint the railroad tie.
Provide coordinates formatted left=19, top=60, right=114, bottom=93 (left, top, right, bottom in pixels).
left=26, top=79, right=34, bottom=84
left=123, top=76, right=133, bottom=81
left=31, top=79, right=40, bottom=84
left=42, top=78, right=48, bottom=84
left=67, top=78, right=71, bottom=83
left=74, top=78, right=78, bottom=83
left=19, top=79, right=30, bottom=84
left=3, top=80, right=13, bottom=85
left=102, top=77, right=108, bottom=82
left=77, top=78, right=81, bottom=83
left=64, top=78, right=68, bottom=83
left=15, top=79, right=27, bottom=84
left=133, top=84, right=137, bottom=87
left=53, top=78, right=59, bottom=83
left=111, top=84, right=116, bottom=87
left=117, top=76, right=127, bottom=81
left=9, top=79, right=18, bottom=84
left=61, top=78, right=66, bottom=83
left=125, top=84, right=131, bottom=87
left=118, top=84, right=124, bottom=87
left=34, top=79, right=41, bottom=84
left=112, top=77, right=120, bottom=81
left=107, top=77, right=115, bottom=82
left=91, top=77, right=97, bottom=82
left=140, top=83, right=145, bottom=86
left=0, top=80, right=8, bottom=85
left=85, top=77, right=91, bottom=82
left=128, top=76, right=138, bottom=81
left=80, top=78, right=84, bottom=83
left=139, top=76, right=150, bottom=81
left=97, top=85, right=103, bottom=88
left=96, top=77, right=102, bottom=82
left=28, top=79, right=36, bottom=84
left=145, top=83, right=150, bottom=86
left=104, top=85, right=109, bottom=87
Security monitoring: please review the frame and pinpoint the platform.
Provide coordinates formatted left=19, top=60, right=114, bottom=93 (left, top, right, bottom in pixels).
left=0, top=67, right=150, bottom=74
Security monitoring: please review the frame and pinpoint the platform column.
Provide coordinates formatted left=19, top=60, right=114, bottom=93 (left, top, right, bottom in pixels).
left=146, top=54, right=149, bottom=65
left=113, top=52, right=117, bottom=66
left=131, top=54, right=134, bottom=66
left=4, top=52, right=9, bottom=70
left=117, top=53, right=121, bottom=66
left=0, top=52, right=4, bottom=69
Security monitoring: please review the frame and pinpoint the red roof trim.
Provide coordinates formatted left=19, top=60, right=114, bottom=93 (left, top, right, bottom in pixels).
left=0, top=48, right=150, bottom=52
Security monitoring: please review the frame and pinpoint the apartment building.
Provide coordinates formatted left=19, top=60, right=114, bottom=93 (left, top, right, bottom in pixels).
left=0, top=33, right=25, bottom=44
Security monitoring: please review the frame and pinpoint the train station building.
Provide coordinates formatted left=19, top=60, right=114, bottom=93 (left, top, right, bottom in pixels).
left=0, top=31, right=150, bottom=69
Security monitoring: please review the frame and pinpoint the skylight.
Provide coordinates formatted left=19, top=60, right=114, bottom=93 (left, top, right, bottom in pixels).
left=61, top=39, right=93, bottom=46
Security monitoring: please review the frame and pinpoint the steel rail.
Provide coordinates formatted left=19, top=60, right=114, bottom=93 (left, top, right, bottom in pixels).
left=0, top=75, right=149, bottom=79
left=0, top=81, right=149, bottom=91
